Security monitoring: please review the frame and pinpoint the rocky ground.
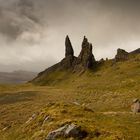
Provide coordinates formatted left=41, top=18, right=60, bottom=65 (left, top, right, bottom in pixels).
left=0, top=82, right=140, bottom=140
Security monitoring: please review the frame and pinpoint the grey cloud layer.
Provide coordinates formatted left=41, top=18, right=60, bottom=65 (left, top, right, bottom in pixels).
left=0, top=0, right=45, bottom=41
left=0, top=0, right=140, bottom=72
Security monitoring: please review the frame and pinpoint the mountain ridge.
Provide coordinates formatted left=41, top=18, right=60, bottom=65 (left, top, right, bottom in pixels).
left=32, top=36, right=140, bottom=85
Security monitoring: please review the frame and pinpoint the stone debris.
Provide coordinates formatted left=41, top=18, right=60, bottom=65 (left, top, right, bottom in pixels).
left=2, top=125, right=11, bottom=131
left=25, top=113, right=37, bottom=124
left=46, top=123, right=87, bottom=140
left=43, top=116, right=51, bottom=124
left=72, top=101, right=81, bottom=106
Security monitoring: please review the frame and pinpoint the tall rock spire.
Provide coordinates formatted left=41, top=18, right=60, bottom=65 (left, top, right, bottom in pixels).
left=82, top=36, right=89, bottom=49
left=78, top=36, right=95, bottom=68
left=65, top=35, right=74, bottom=58
left=60, top=35, right=75, bottom=69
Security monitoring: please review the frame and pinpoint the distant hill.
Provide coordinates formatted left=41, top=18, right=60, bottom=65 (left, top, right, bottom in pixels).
left=129, top=48, right=140, bottom=55
left=0, top=70, right=37, bottom=84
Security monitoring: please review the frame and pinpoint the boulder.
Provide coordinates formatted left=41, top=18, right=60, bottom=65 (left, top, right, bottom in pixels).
left=131, top=99, right=140, bottom=113
left=46, top=124, right=87, bottom=140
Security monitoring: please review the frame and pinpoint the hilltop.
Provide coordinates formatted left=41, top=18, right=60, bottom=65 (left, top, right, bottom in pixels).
left=32, top=36, right=96, bottom=85
left=32, top=36, right=140, bottom=87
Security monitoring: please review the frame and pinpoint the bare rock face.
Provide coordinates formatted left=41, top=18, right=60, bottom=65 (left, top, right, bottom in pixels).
left=115, top=48, right=129, bottom=62
left=65, top=35, right=74, bottom=57
left=61, top=36, right=96, bottom=70
left=60, top=36, right=76, bottom=69
left=78, top=36, right=96, bottom=68
left=60, top=56, right=76, bottom=69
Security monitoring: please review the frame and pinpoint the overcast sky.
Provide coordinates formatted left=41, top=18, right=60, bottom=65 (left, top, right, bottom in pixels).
left=0, top=0, right=140, bottom=72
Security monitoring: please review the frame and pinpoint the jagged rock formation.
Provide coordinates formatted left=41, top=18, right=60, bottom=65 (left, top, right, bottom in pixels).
left=77, top=36, right=96, bottom=68
left=31, top=35, right=139, bottom=85
left=32, top=36, right=96, bottom=84
left=115, top=48, right=129, bottom=62
left=61, top=36, right=96, bottom=69
left=60, top=36, right=76, bottom=69
left=65, top=35, right=74, bottom=57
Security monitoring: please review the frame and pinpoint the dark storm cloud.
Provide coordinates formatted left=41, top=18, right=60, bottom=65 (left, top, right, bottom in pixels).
left=0, top=0, right=44, bottom=40
left=0, top=0, right=140, bottom=41
left=0, top=0, right=140, bottom=72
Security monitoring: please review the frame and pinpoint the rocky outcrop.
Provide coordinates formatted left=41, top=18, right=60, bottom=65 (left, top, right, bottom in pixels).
left=78, top=36, right=96, bottom=68
left=115, top=48, right=129, bottom=62
left=115, top=48, right=140, bottom=62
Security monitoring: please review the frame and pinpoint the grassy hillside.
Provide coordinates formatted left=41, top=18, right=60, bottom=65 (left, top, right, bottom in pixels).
left=0, top=54, right=140, bottom=140
left=33, top=54, right=140, bottom=90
